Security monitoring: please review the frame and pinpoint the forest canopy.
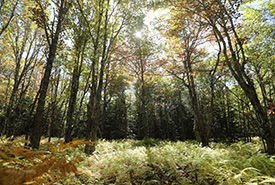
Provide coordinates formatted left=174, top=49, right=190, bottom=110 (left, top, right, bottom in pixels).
left=0, top=0, right=275, bottom=155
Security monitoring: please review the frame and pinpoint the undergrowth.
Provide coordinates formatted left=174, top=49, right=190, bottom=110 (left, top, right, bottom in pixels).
left=1, top=137, right=275, bottom=184
left=81, top=138, right=275, bottom=185
left=0, top=136, right=94, bottom=185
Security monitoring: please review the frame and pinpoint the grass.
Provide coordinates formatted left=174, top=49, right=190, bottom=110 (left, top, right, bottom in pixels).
left=1, top=137, right=275, bottom=184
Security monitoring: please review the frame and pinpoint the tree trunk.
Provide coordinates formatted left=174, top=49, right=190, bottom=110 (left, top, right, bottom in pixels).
left=47, top=70, right=60, bottom=142
left=65, top=69, right=79, bottom=143
left=31, top=48, right=55, bottom=149
left=85, top=89, right=98, bottom=154
left=65, top=56, right=82, bottom=142
left=30, top=0, right=70, bottom=148
left=188, top=72, right=210, bottom=147
left=265, top=137, right=275, bottom=155
left=0, top=0, right=18, bottom=36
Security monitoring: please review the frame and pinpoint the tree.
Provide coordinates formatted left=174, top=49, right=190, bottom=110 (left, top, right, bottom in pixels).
left=159, top=5, right=222, bottom=146
left=171, top=0, right=275, bottom=154
left=30, top=0, right=71, bottom=149
left=117, top=28, right=159, bottom=139
left=242, top=0, right=275, bottom=151
left=0, top=0, right=44, bottom=136
left=77, top=0, right=134, bottom=153
left=64, top=6, right=89, bottom=143
left=0, top=0, right=19, bottom=36
left=1, top=22, right=44, bottom=136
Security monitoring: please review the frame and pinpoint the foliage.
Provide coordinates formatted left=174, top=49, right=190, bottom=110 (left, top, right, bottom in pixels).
left=1, top=137, right=275, bottom=185
left=133, top=138, right=163, bottom=147
left=1, top=0, right=275, bottom=160
left=78, top=138, right=275, bottom=184
left=0, top=136, right=94, bottom=185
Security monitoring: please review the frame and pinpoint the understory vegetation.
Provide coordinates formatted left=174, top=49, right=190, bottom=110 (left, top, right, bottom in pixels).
left=1, top=136, right=275, bottom=185
left=1, top=0, right=275, bottom=184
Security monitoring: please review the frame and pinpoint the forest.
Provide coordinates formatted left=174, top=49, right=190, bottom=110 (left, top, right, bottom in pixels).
left=0, top=0, right=275, bottom=184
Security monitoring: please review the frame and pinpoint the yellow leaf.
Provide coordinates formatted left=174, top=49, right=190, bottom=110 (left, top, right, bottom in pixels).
left=0, top=150, right=12, bottom=160
left=23, top=181, right=36, bottom=184
left=12, top=139, right=30, bottom=144
left=44, top=142, right=57, bottom=153
left=67, top=182, right=77, bottom=184
left=47, top=172, right=55, bottom=182
left=58, top=140, right=64, bottom=150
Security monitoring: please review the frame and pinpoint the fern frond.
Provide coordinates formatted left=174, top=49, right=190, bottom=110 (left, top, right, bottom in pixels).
left=62, top=139, right=95, bottom=150
left=0, top=137, right=94, bottom=185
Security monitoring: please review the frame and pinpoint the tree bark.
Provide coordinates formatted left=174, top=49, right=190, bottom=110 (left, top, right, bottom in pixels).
left=65, top=39, right=86, bottom=143
left=30, top=0, right=70, bottom=149
left=208, top=1, right=275, bottom=154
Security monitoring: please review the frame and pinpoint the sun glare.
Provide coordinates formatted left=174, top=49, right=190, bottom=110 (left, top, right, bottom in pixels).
left=135, top=31, right=142, bottom=39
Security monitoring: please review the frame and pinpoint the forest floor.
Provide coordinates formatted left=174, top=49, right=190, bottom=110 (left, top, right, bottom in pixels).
left=1, top=137, right=275, bottom=184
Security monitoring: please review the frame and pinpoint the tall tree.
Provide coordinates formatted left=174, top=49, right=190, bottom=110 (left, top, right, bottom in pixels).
left=158, top=5, right=222, bottom=146
left=117, top=28, right=158, bottom=139
left=1, top=22, right=43, bottom=136
left=0, top=0, right=44, bottom=136
left=30, top=0, right=71, bottom=149
left=77, top=0, right=132, bottom=153
left=0, top=0, right=19, bottom=36
left=170, top=0, right=275, bottom=154
left=64, top=6, right=89, bottom=143
left=242, top=0, right=275, bottom=151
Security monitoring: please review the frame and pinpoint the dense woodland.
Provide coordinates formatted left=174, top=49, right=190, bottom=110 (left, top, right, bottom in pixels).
left=0, top=0, right=275, bottom=155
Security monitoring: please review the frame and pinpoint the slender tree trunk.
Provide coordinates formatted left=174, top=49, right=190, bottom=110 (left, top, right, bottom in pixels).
left=65, top=67, right=79, bottom=143
left=85, top=87, right=98, bottom=154
left=122, top=93, right=128, bottom=138
left=65, top=40, right=86, bottom=143
left=187, top=70, right=210, bottom=147
left=30, top=0, right=70, bottom=148
left=0, top=0, right=18, bottom=36
left=137, top=107, right=142, bottom=139
left=31, top=47, right=55, bottom=148
left=47, top=103, right=53, bottom=142
left=47, top=70, right=60, bottom=142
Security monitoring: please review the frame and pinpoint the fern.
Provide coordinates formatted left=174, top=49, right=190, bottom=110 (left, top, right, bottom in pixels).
left=0, top=137, right=94, bottom=185
left=3, top=138, right=271, bottom=184
left=79, top=138, right=275, bottom=184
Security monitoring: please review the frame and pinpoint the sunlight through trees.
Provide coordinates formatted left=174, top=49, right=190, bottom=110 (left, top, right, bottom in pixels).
left=0, top=0, right=274, bottom=156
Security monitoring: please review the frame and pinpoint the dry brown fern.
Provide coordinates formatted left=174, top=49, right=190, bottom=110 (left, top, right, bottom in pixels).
left=0, top=137, right=94, bottom=185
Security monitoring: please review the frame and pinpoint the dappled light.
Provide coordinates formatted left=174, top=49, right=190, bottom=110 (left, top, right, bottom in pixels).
left=0, top=0, right=275, bottom=184
left=135, top=31, right=142, bottom=39
left=1, top=136, right=275, bottom=184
